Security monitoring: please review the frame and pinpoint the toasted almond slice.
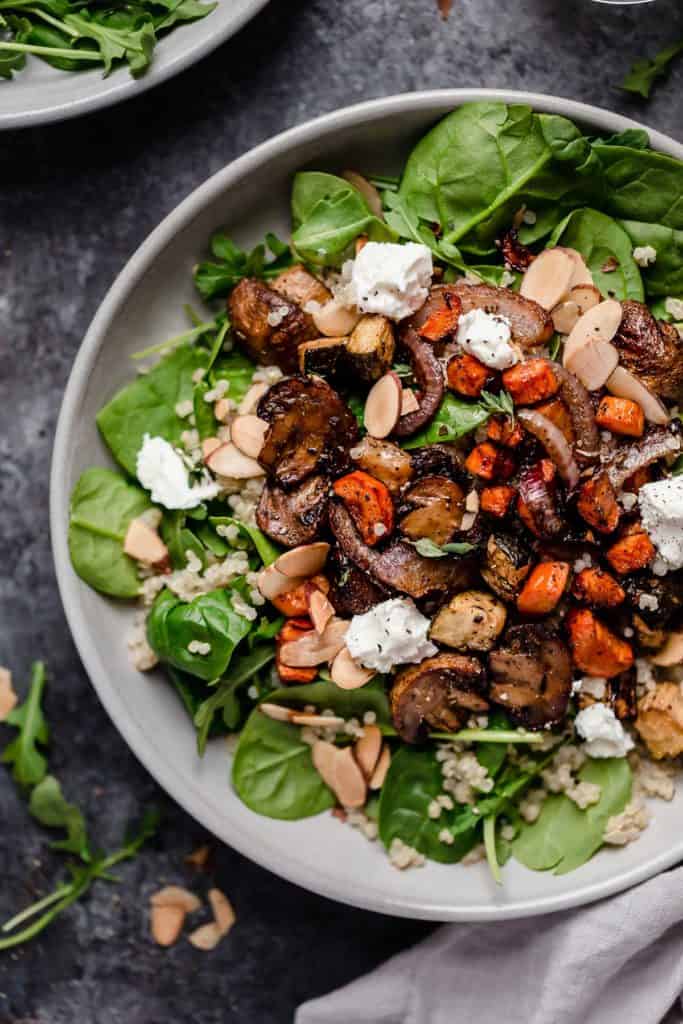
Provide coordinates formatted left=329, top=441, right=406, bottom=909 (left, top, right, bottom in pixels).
left=551, top=300, right=580, bottom=336
left=123, top=518, right=170, bottom=569
left=230, top=414, right=268, bottom=459
left=275, top=542, right=330, bottom=579
left=556, top=247, right=594, bottom=288
left=312, top=739, right=338, bottom=789
left=563, top=299, right=622, bottom=391
left=400, top=387, right=420, bottom=416
left=206, top=441, right=264, bottom=479
left=0, top=667, right=18, bottom=722
left=308, top=588, right=335, bottom=634
left=257, top=564, right=307, bottom=600
left=332, top=747, right=367, bottom=809
left=202, top=436, right=223, bottom=460
left=150, top=885, right=202, bottom=913
left=570, top=284, right=602, bottom=315
left=151, top=904, right=186, bottom=947
left=364, top=371, right=402, bottom=439
left=330, top=647, right=375, bottom=690
left=313, top=299, right=362, bottom=338
left=354, top=724, right=383, bottom=780
left=214, top=399, right=232, bottom=424
left=185, top=844, right=211, bottom=868
left=208, top=888, right=236, bottom=937
left=290, top=712, right=345, bottom=728
left=343, top=170, right=384, bottom=219
left=369, top=744, right=391, bottom=790
left=188, top=922, right=223, bottom=951
left=520, top=248, right=575, bottom=311
left=606, top=366, right=670, bottom=426
left=238, top=382, right=269, bottom=416
left=651, top=632, right=683, bottom=667
left=260, top=702, right=296, bottom=722
left=279, top=618, right=349, bottom=667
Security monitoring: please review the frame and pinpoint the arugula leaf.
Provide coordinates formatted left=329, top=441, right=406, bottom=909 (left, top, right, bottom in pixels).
left=194, top=231, right=293, bottom=301
left=29, top=775, right=90, bottom=861
left=2, top=662, right=48, bottom=788
left=548, top=208, right=644, bottom=301
left=408, top=538, right=476, bottom=559
left=621, top=39, right=683, bottom=99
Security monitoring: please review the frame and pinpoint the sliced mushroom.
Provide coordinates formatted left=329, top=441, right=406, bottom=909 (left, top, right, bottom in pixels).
left=520, top=248, right=575, bottom=311
left=392, top=327, right=445, bottom=438
left=452, top=281, right=553, bottom=348
left=430, top=590, right=507, bottom=652
left=364, top=371, right=403, bottom=438
left=230, top=415, right=268, bottom=460
left=489, top=625, right=572, bottom=729
left=256, top=475, right=329, bottom=548
left=347, top=315, right=395, bottom=382
left=399, top=475, right=465, bottom=546
left=228, top=278, right=317, bottom=372
left=350, top=436, right=414, bottom=494
left=605, top=426, right=682, bottom=491
left=481, top=532, right=533, bottom=602
left=563, top=299, right=622, bottom=391
left=409, top=444, right=466, bottom=480
left=206, top=442, right=265, bottom=479
left=614, top=300, right=683, bottom=400
left=390, top=653, right=487, bottom=743
left=327, top=547, right=391, bottom=616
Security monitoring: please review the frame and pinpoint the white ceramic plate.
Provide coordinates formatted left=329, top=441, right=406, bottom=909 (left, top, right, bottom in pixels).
left=0, top=0, right=268, bottom=130
left=50, top=90, right=683, bottom=921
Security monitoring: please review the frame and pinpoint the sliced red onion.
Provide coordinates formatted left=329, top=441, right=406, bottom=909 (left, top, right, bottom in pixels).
left=393, top=327, right=444, bottom=437
left=518, top=409, right=580, bottom=491
left=606, top=427, right=682, bottom=491
left=550, top=362, right=600, bottom=464
left=519, top=463, right=563, bottom=537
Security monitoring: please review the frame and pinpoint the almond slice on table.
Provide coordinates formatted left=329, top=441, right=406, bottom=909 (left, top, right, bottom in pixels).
left=563, top=299, right=622, bottom=391
left=308, top=588, right=335, bottom=634
left=551, top=300, right=580, bottom=336
left=202, top=436, right=223, bottom=461
left=606, top=366, right=670, bottom=426
left=279, top=617, right=348, bottom=667
left=556, top=247, right=594, bottom=288
left=205, top=441, right=265, bottom=479
left=313, top=299, right=362, bottom=338
left=124, top=518, right=170, bottom=569
left=150, top=886, right=201, bottom=948
left=330, top=647, right=375, bottom=690
left=369, top=745, right=392, bottom=790
left=570, top=284, right=602, bottom=315
left=651, top=632, right=683, bottom=668
left=230, top=415, right=268, bottom=459
left=520, top=249, right=575, bottom=311
left=275, top=542, right=330, bottom=579
left=401, top=388, right=420, bottom=416
left=0, top=667, right=18, bottom=722
left=257, top=564, right=307, bottom=601
left=208, top=888, right=236, bottom=937
left=238, top=382, right=269, bottom=416
left=354, top=724, right=383, bottom=780
left=364, top=371, right=402, bottom=439
left=188, top=922, right=224, bottom=950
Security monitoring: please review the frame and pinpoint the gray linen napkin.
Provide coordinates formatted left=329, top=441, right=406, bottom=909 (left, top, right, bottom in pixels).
left=296, top=867, right=683, bottom=1024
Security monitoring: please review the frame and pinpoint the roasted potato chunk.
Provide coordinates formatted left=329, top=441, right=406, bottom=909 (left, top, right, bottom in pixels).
left=635, top=682, right=683, bottom=759
left=298, top=336, right=349, bottom=378
left=347, top=315, right=395, bottom=381
left=228, top=278, right=316, bottom=372
left=430, top=589, right=507, bottom=652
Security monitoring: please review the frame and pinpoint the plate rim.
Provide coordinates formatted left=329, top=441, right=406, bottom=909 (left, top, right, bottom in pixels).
left=50, top=88, right=683, bottom=921
left=0, top=0, right=269, bottom=131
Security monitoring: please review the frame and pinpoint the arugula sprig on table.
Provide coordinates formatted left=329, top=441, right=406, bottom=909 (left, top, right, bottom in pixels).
left=0, top=661, right=159, bottom=951
left=621, top=38, right=683, bottom=99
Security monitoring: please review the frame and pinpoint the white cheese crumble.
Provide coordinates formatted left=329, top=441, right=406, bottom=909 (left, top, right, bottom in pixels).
left=136, top=434, right=219, bottom=510
left=665, top=297, right=683, bottom=320
left=455, top=308, right=518, bottom=370
left=188, top=640, right=211, bottom=655
left=632, top=245, right=657, bottom=268
left=345, top=598, right=437, bottom=673
left=638, top=476, right=683, bottom=572
left=347, top=242, right=433, bottom=320
left=572, top=676, right=608, bottom=699
left=574, top=703, right=634, bottom=759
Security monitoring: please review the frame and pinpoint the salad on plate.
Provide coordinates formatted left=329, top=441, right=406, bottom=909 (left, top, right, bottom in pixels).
left=68, top=101, right=683, bottom=881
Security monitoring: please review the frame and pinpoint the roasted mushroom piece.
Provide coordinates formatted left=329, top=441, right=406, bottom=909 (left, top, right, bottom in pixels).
left=271, top=264, right=332, bottom=310
left=430, top=589, right=507, bottom=652
left=481, top=532, right=533, bottom=602
left=489, top=625, right=572, bottom=729
left=399, top=475, right=465, bottom=545
left=258, top=376, right=359, bottom=488
left=256, top=474, right=329, bottom=547
left=349, top=436, right=414, bottom=495
left=605, top=426, right=681, bottom=492
left=622, top=574, right=683, bottom=630
left=391, top=653, right=488, bottom=743
left=326, top=548, right=390, bottom=616
left=409, top=444, right=466, bottom=480
left=613, top=300, right=683, bottom=401
left=228, top=278, right=317, bottom=372
left=452, top=281, right=554, bottom=348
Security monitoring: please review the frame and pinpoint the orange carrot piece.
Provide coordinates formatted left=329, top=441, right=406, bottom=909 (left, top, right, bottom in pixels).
left=480, top=485, right=516, bottom=517
left=534, top=397, right=575, bottom=444
left=595, top=396, right=645, bottom=438
left=333, top=470, right=394, bottom=546
left=502, top=359, right=559, bottom=405
left=275, top=617, right=318, bottom=683
left=577, top=473, right=621, bottom=535
left=571, top=567, right=625, bottom=609
left=418, top=293, right=462, bottom=342
left=486, top=415, right=525, bottom=448
left=606, top=527, right=655, bottom=575
left=465, top=442, right=516, bottom=482
left=446, top=352, right=492, bottom=397
left=517, top=561, right=570, bottom=616
left=271, top=574, right=329, bottom=616
left=566, top=608, right=634, bottom=678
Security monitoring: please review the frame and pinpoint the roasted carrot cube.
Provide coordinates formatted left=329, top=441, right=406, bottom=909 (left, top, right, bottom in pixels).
left=577, top=473, right=621, bottom=534
left=534, top=397, right=575, bottom=444
left=271, top=574, right=329, bottom=616
left=480, top=485, right=516, bottom=517
left=487, top=415, right=525, bottom=448
left=517, top=561, right=570, bottom=616
left=595, top=396, right=645, bottom=438
left=446, top=352, right=492, bottom=397
left=333, top=470, right=394, bottom=546
left=502, top=359, right=559, bottom=405
left=571, top=567, right=625, bottom=609
left=606, top=526, right=655, bottom=575
left=465, top=442, right=515, bottom=481
left=566, top=607, right=634, bottom=678
left=419, top=293, right=462, bottom=342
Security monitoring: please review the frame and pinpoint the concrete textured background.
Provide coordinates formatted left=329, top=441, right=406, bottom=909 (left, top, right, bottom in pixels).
left=1, top=0, right=682, bottom=1020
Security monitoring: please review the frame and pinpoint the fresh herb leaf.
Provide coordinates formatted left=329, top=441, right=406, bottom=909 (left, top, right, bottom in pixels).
left=408, top=537, right=476, bottom=559
left=402, top=391, right=512, bottom=449
left=194, top=231, right=293, bottom=301
left=29, top=775, right=90, bottom=861
left=2, top=662, right=48, bottom=788
left=621, top=39, right=683, bottom=99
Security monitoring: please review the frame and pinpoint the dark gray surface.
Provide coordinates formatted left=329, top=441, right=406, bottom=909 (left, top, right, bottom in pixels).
left=1, top=0, right=682, bottom=1020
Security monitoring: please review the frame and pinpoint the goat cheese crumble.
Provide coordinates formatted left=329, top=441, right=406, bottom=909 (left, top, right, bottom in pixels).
left=347, top=242, right=433, bottom=320
left=638, top=476, right=683, bottom=572
left=136, top=434, right=219, bottom=510
left=455, top=308, right=518, bottom=370
left=345, top=598, right=437, bottom=673
left=574, top=703, right=634, bottom=759
left=632, top=245, right=657, bottom=268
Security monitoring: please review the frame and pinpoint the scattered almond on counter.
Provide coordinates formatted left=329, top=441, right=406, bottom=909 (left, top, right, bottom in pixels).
left=150, top=886, right=201, bottom=947
left=0, top=667, right=18, bottom=721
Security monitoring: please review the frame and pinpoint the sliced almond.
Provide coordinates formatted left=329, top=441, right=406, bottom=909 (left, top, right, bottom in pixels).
left=400, top=388, right=420, bottom=416
left=354, top=723, right=383, bottom=780
left=238, top=382, right=269, bottom=416
left=290, top=712, right=345, bottom=729
left=570, top=284, right=602, bottom=315
left=208, top=888, right=236, bottom=937
left=311, top=740, right=338, bottom=789
left=257, top=564, right=307, bottom=600
left=188, top=922, right=223, bottom=951
left=230, top=415, right=268, bottom=459
left=556, top=247, right=594, bottom=288
left=205, top=441, right=265, bottom=479
left=150, top=886, right=201, bottom=913
left=520, top=248, right=575, bottom=311
left=343, top=170, right=384, bottom=219
left=279, top=617, right=349, bottom=667
left=332, top=747, right=367, bottom=809
left=551, top=300, right=580, bottom=336
left=606, top=366, right=670, bottom=426
left=330, top=647, right=375, bottom=690
left=151, top=904, right=186, bottom=947
left=563, top=299, right=622, bottom=391
left=275, top=542, right=330, bottom=579
left=214, top=398, right=232, bottom=424
left=185, top=844, right=211, bottom=868
left=308, top=588, right=335, bottom=635
left=369, top=744, right=391, bottom=790
left=651, top=632, right=683, bottom=667
left=123, top=518, right=170, bottom=569
left=260, top=702, right=296, bottom=722
left=0, top=667, right=18, bottom=722
left=313, top=299, right=362, bottom=338
left=364, top=371, right=402, bottom=439
left=202, top=436, right=223, bottom=460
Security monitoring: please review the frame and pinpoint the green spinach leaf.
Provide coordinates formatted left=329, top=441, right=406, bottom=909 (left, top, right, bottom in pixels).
left=618, top=220, right=683, bottom=298
left=194, top=644, right=276, bottom=754
left=265, top=677, right=390, bottom=725
left=29, top=775, right=90, bottom=861
left=401, top=392, right=496, bottom=448
left=548, top=208, right=644, bottom=301
left=2, top=662, right=48, bottom=788
left=621, top=39, right=683, bottom=99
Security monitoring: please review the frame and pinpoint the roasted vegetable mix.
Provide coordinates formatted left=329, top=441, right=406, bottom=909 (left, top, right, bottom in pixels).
left=69, top=103, right=683, bottom=881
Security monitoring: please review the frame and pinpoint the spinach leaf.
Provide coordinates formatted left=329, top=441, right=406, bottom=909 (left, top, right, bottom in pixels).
left=29, top=775, right=90, bottom=861
left=476, top=709, right=513, bottom=778
left=621, top=39, right=683, bottom=99
left=194, top=644, right=276, bottom=754
left=265, top=677, right=391, bottom=725
left=619, top=220, right=683, bottom=298
left=192, top=379, right=216, bottom=441
left=194, top=231, right=293, bottom=301
left=209, top=516, right=281, bottom=567
left=2, top=662, right=48, bottom=788
left=97, top=343, right=207, bottom=476
left=210, top=349, right=258, bottom=409
left=401, top=392, right=495, bottom=448
left=232, top=709, right=335, bottom=820
left=160, top=509, right=207, bottom=570
left=512, top=757, right=631, bottom=875
left=592, top=143, right=683, bottom=231
left=68, top=468, right=151, bottom=598
left=548, top=208, right=644, bottom=301
left=291, top=172, right=394, bottom=267
left=146, top=584, right=255, bottom=682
